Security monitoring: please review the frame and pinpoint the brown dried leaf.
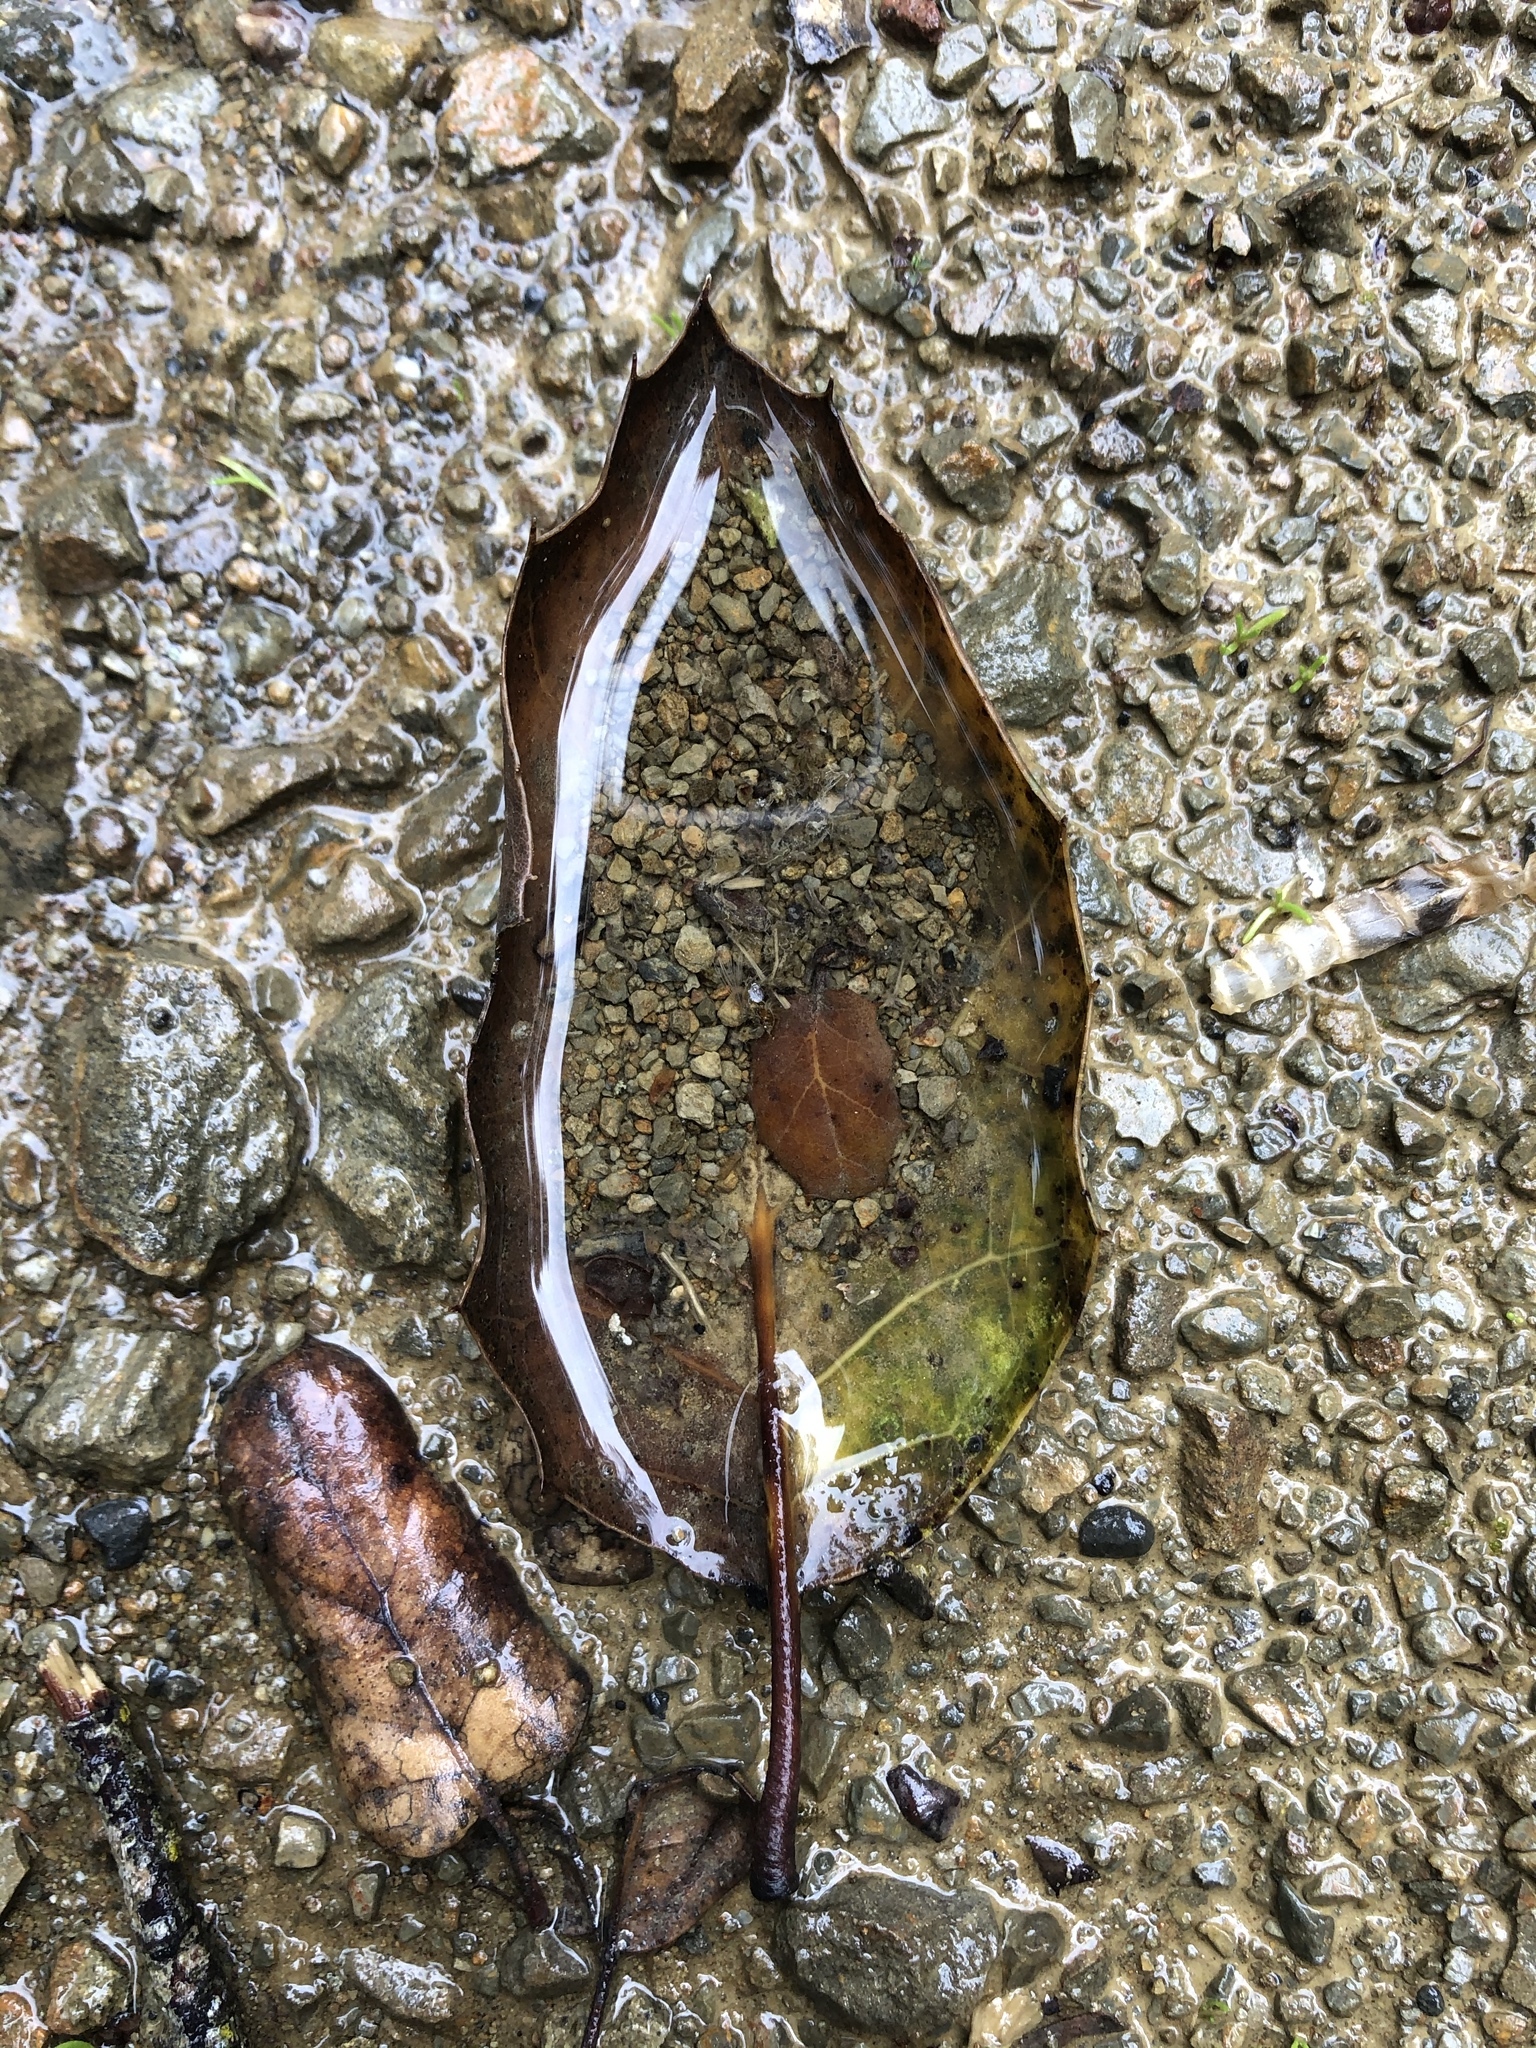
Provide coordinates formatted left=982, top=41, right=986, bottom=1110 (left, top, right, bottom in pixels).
left=464, top=303, right=1095, bottom=1592
left=750, top=989, right=902, bottom=1200
left=582, top=1775, right=753, bottom=2048
left=611, top=1774, right=753, bottom=1954
left=218, top=1339, right=589, bottom=1858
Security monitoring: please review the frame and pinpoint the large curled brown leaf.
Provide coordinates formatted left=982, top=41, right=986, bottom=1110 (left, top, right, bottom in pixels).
left=218, top=1340, right=590, bottom=1858
left=750, top=988, right=902, bottom=1200
left=464, top=300, right=1096, bottom=1591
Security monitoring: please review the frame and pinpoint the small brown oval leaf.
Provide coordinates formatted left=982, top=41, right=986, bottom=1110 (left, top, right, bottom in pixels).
left=582, top=1773, right=754, bottom=2048
left=218, top=1339, right=590, bottom=1859
left=751, top=988, right=902, bottom=1200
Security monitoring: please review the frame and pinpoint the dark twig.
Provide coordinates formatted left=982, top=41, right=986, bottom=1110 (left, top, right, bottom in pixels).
left=748, top=1188, right=800, bottom=1901
left=40, top=1643, right=247, bottom=2048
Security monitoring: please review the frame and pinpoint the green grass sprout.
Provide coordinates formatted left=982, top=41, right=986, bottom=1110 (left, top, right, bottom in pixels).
left=1241, top=879, right=1316, bottom=946
left=654, top=307, right=686, bottom=340
left=1289, top=653, right=1326, bottom=692
left=1220, top=604, right=1290, bottom=656
left=212, top=455, right=279, bottom=500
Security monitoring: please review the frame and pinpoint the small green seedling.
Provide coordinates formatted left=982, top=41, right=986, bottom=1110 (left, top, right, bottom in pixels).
left=1241, top=879, right=1316, bottom=946
left=212, top=455, right=278, bottom=500
left=654, top=307, right=686, bottom=340
left=1289, top=653, right=1326, bottom=692
left=1220, top=604, right=1290, bottom=657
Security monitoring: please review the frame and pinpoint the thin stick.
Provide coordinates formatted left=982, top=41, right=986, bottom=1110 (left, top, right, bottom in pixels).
left=659, top=1246, right=711, bottom=1331
left=40, top=1643, right=247, bottom=2048
left=747, top=1187, right=800, bottom=1902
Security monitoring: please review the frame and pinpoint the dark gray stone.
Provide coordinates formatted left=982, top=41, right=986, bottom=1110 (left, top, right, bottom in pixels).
left=32, top=475, right=149, bottom=594
left=1000, top=1908, right=1065, bottom=1988
left=0, top=6, right=75, bottom=98
left=65, top=140, right=153, bottom=237
left=1078, top=1502, right=1155, bottom=1558
left=833, top=1598, right=892, bottom=1679
left=1233, top=50, right=1332, bottom=133
left=955, top=556, right=1089, bottom=726
left=779, top=1874, right=998, bottom=2037
left=1460, top=625, right=1520, bottom=694
left=308, top=967, right=458, bottom=1268
left=1102, top=1685, right=1171, bottom=1753
left=1069, top=833, right=1129, bottom=925
left=1275, top=1877, right=1335, bottom=1965
left=77, top=1496, right=153, bottom=1569
left=67, top=949, right=299, bottom=1282
left=398, top=760, right=503, bottom=884
left=1054, top=68, right=1119, bottom=171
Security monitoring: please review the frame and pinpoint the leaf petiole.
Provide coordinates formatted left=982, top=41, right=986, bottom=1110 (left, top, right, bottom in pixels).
left=747, top=1187, right=800, bottom=1903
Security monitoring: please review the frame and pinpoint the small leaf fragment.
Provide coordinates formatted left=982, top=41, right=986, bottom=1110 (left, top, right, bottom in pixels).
left=750, top=988, right=902, bottom=1200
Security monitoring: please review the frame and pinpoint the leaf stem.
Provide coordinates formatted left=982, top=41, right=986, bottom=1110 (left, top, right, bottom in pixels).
left=481, top=1800, right=553, bottom=1931
left=580, top=1939, right=621, bottom=2048
left=748, top=1188, right=800, bottom=1903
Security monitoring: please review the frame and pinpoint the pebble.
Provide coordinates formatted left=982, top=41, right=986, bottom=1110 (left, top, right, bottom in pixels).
left=1078, top=1501, right=1154, bottom=1558
left=32, top=473, right=148, bottom=593
left=77, top=1495, right=153, bottom=1568
left=308, top=968, right=459, bottom=1269
left=68, top=952, right=297, bottom=1282
left=779, top=1873, right=998, bottom=2037
left=0, top=1823, right=29, bottom=1916
left=272, top=1812, right=329, bottom=1870
left=1174, top=1386, right=1264, bottom=1555
left=853, top=56, right=955, bottom=161
left=344, top=1948, right=462, bottom=2023
left=667, top=0, right=786, bottom=166
left=20, top=1325, right=214, bottom=1483
left=44, top=1939, right=129, bottom=2036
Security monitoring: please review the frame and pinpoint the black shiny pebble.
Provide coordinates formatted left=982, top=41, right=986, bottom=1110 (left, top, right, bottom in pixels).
left=1025, top=1833, right=1094, bottom=1893
left=77, top=1495, right=152, bottom=1570
left=874, top=1556, right=936, bottom=1620
left=886, top=1761, right=961, bottom=1842
left=1445, top=1377, right=1477, bottom=1423
left=1077, top=1501, right=1155, bottom=1560
left=1415, top=1987, right=1446, bottom=2017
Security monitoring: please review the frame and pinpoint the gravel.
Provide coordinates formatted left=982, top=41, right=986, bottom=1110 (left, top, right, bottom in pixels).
left=0, top=0, right=1532, bottom=2042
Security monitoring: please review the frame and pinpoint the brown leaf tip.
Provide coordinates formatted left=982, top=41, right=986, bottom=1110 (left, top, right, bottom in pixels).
left=750, top=989, right=902, bottom=1201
